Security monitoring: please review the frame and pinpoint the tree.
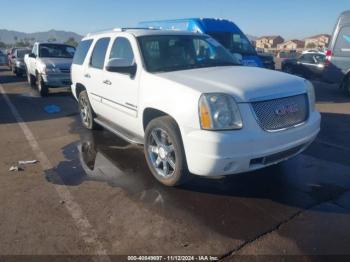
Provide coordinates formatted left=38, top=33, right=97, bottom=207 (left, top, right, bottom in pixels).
left=306, top=42, right=317, bottom=49
left=64, top=37, right=78, bottom=47
left=0, top=41, right=7, bottom=49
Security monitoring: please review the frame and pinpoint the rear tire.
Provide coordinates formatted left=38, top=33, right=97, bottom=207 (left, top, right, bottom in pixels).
left=283, top=65, right=293, bottom=75
left=78, top=90, right=97, bottom=130
left=144, top=116, right=190, bottom=186
left=37, top=74, right=49, bottom=97
left=343, top=75, right=350, bottom=97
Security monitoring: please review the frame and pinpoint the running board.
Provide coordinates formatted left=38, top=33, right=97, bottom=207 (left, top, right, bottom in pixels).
left=94, top=117, right=144, bottom=145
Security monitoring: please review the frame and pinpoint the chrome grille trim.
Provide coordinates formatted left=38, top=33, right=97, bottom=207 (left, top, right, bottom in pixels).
left=251, top=94, right=309, bottom=132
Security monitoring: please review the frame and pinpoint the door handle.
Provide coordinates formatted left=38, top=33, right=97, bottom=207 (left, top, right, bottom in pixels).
left=103, top=80, right=112, bottom=85
left=84, top=73, right=91, bottom=78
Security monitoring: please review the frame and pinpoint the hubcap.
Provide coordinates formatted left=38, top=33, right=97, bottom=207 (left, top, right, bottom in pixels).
left=80, top=96, right=90, bottom=126
left=148, top=128, right=176, bottom=178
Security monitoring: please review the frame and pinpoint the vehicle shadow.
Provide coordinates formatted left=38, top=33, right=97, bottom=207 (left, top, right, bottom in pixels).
left=314, top=80, right=350, bottom=103
left=44, top=114, right=350, bottom=242
left=0, top=73, right=27, bottom=84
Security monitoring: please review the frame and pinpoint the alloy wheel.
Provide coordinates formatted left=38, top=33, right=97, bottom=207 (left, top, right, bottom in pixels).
left=80, top=96, right=91, bottom=127
left=147, top=128, right=176, bottom=178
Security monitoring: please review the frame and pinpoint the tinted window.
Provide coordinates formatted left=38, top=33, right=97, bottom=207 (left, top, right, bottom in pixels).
left=300, top=54, right=315, bottom=63
left=334, top=26, right=350, bottom=57
left=109, top=37, right=135, bottom=65
left=208, top=32, right=256, bottom=56
left=138, top=35, right=239, bottom=73
left=73, top=39, right=93, bottom=65
left=90, top=38, right=110, bottom=69
left=39, top=44, right=75, bottom=58
left=17, top=49, right=31, bottom=58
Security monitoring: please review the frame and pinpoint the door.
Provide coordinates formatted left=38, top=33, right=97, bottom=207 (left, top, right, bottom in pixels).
left=297, top=54, right=319, bottom=78
left=83, top=37, right=111, bottom=116
left=29, top=44, right=38, bottom=76
left=331, top=25, right=350, bottom=81
left=100, top=36, right=140, bottom=130
left=299, top=53, right=326, bottom=78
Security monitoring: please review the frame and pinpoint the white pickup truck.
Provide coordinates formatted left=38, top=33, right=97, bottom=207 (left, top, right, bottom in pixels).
left=24, top=42, right=76, bottom=96
left=71, top=28, right=321, bottom=186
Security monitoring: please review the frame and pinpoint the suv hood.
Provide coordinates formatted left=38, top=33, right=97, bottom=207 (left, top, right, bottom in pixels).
left=39, top=57, right=73, bottom=70
left=157, top=66, right=307, bottom=102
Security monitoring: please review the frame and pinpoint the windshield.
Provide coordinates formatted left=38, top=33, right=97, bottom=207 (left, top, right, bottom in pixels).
left=208, top=32, right=256, bottom=56
left=17, top=49, right=31, bottom=58
left=138, top=35, right=239, bottom=73
left=39, top=44, right=76, bottom=58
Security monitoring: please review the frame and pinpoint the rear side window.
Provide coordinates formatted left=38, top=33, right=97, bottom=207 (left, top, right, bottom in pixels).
left=300, top=54, right=315, bottom=63
left=334, top=26, right=350, bottom=57
left=90, top=38, right=110, bottom=69
left=73, top=39, right=93, bottom=65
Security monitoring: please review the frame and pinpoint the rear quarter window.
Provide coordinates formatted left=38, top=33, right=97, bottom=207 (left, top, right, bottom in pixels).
left=334, top=26, right=350, bottom=57
left=73, top=39, right=93, bottom=65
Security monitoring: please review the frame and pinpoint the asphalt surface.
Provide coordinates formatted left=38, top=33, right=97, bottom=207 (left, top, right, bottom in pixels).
left=0, top=66, right=349, bottom=261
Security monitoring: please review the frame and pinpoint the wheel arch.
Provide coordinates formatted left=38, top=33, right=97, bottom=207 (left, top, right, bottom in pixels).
left=142, top=107, right=181, bottom=132
left=75, top=83, right=86, bottom=99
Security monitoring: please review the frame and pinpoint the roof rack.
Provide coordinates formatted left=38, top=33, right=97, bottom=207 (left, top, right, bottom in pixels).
left=86, top=27, right=159, bottom=37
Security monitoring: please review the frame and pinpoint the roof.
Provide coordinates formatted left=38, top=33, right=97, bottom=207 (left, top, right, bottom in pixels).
left=304, top=34, right=331, bottom=40
left=84, top=28, right=207, bottom=39
left=279, top=39, right=305, bottom=45
left=339, top=10, right=350, bottom=25
left=257, top=35, right=282, bottom=40
left=139, top=18, right=242, bottom=33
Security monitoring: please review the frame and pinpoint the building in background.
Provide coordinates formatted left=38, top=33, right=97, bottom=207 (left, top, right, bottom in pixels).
left=255, top=35, right=284, bottom=52
left=304, top=34, right=330, bottom=49
left=277, top=39, right=305, bottom=51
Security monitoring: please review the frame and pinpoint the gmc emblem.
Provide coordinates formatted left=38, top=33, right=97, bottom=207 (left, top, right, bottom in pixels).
left=275, top=103, right=299, bottom=116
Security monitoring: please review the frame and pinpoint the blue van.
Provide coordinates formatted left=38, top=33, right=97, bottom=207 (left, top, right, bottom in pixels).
left=138, top=18, right=263, bottom=67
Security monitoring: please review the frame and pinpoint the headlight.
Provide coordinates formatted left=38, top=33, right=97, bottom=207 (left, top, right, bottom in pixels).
left=306, top=80, right=316, bottom=111
left=199, top=93, right=243, bottom=130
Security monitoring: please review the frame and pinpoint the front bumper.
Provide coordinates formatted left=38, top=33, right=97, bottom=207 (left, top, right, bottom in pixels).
left=182, top=104, right=321, bottom=176
left=42, top=73, right=72, bottom=87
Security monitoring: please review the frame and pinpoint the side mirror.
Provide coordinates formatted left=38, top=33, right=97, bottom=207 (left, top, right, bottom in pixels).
left=29, top=53, right=36, bottom=58
left=106, top=58, right=137, bottom=77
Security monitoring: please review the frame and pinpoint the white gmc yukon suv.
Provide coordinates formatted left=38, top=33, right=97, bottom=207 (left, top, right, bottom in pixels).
left=24, top=42, right=76, bottom=96
left=71, top=28, right=321, bottom=186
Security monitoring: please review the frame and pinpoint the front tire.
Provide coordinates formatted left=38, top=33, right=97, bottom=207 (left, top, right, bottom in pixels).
left=37, top=74, right=49, bottom=97
left=78, top=90, right=97, bottom=130
left=144, top=116, right=189, bottom=186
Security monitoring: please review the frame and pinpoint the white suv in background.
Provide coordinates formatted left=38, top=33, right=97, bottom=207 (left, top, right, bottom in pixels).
left=71, top=28, right=321, bottom=186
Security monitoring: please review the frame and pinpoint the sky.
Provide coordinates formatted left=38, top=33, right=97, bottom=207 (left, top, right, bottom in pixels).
left=0, top=0, right=349, bottom=39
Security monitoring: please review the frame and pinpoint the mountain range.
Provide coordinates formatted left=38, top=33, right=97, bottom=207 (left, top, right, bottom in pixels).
left=0, top=29, right=83, bottom=44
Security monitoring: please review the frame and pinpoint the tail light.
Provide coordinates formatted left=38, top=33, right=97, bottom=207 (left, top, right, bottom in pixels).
left=325, top=50, right=332, bottom=65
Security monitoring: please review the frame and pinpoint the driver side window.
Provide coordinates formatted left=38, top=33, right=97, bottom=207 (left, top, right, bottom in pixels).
left=109, top=37, right=135, bottom=65
left=299, top=54, right=315, bottom=64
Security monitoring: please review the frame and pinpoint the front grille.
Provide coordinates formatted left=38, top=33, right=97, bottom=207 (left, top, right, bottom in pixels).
left=251, top=94, right=309, bottom=131
left=60, top=68, right=70, bottom=74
